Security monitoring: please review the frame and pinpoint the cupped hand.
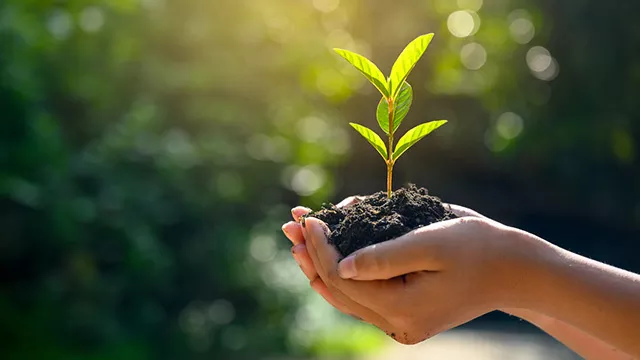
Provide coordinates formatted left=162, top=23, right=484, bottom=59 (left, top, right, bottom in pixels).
left=282, top=197, right=396, bottom=334
left=281, top=196, right=358, bottom=305
left=282, top=201, right=540, bottom=344
left=308, top=213, right=541, bottom=343
left=281, top=200, right=491, bottom=308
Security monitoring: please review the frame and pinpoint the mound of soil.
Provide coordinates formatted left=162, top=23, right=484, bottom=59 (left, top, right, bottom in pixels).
left=307, top=184, right=457, bottom=258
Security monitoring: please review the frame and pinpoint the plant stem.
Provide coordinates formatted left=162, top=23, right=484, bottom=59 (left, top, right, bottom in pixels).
left=386, top=161, right=393, bottom=198
left=386, top=98, right=395, bottom=198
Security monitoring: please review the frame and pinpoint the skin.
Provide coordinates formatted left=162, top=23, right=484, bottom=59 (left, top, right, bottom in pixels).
left=282, top=200, right=639, bottom=359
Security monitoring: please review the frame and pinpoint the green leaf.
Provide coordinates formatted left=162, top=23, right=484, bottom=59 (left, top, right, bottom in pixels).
left=334, top=48, right=389, bottom=98
left=376, top=82, right=413, bottom=135
left=392, top=120, right=447, bottom=161
left=388, top=34, right=434, bottom=99
left=349, top=123, right=388, bottom=160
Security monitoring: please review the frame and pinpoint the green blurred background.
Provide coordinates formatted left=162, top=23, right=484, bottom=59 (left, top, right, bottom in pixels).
left=1, top=0, right=638, bottom=359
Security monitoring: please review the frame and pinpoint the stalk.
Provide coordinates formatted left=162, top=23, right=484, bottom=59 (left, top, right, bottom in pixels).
left=386, top=160, right=393, bottom=198
left=386, top=97, right=395, bottom=198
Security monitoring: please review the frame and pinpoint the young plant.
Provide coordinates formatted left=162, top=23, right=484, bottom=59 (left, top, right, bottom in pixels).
left=334, top=34, right=447, bottom=198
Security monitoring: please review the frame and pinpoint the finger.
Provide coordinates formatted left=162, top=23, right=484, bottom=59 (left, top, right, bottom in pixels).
left=304, top=218, right=398, bottom=309
left=336, top=219, right=464, bottom=280
left=282, top=221, right=305, bottom=245
left=291, top=206, right=312, bottom=222
left=292, top=244, right=361, bottom=319
left=309, top=277, right=360, bottom=317
left=445, top=204, right=487, bottom=219
left=292, top=243, right=317, bottom=280
left=336, top=195, right=365, bottom=208
left=302, top=219, right=394, bottom=331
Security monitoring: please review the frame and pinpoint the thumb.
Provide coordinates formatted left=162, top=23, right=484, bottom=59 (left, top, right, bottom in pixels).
left=337, top=222, right=451, bottom=280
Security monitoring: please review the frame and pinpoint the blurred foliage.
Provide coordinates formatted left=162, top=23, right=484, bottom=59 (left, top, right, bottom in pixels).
left=1, top=0, right=639, bottom=359
left=1, top=0, right=350, bottom=358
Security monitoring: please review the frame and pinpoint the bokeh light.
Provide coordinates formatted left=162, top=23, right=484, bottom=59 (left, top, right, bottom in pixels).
left=208, top=300, right=235, bottom=325
left=611, top=129, right=636, bottom=163
left=509, top=17, right=535, bottom=44
left=250, top=234, right=278, bottom=262
left=313, top=0, right=340, bottom=13
left=447, top=10, right=478, bottom=38
left=526, top=46, right=551, bottom=72
left=457, top=0, right=483, bottom=12
left=325, top=29, right=356, bottom=50
left=496, top=112, right=524, bottom=140
left=460, top=42, right=487, bottom=70
left=288, top=165, right=327, bottom=196
left=526, top=46, right=560, bottom=81
left=47, top=9, right=73, bottom=40
left=246, top=134, right=291, bottom=162
left=79, top=6, right=105, bottom=33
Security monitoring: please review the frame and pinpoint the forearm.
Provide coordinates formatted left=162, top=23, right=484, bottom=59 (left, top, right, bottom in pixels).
left=517, top=234, right=640, bottom=358
left=504, top=308, right=635, bottom=359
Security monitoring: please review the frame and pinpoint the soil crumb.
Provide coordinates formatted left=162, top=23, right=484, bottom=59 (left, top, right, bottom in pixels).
left=307, top=184, right=456, bottom=258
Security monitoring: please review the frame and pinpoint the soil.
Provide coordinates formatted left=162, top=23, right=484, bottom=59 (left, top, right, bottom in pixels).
left=306, top=184, right=457, bottom=258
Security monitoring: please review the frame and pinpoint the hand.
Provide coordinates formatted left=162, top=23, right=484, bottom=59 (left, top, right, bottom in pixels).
left=283, top=197, right=396, bottom=334
left=282, top=197, right=374, bottom=319
left=283, top=200, right=542, bottom=344
left=284, top=203, right=640, bottom=358
left=305, top=215, right=540, bottom=344
left=282, top=201, right=487, bottom=307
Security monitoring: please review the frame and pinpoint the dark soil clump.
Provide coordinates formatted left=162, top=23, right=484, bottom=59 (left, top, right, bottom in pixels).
left=308, top=184, right=457, bottom=258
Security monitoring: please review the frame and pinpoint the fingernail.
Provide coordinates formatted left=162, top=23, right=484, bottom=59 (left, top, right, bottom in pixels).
left=282, top=221, right=298, bottom=236
left=281, top=223, right=291, bottom=237
left=291, top=244, right=305, bottom=265
left=291, top=207, right=312, bottom=219
left=338, top=254, right=357, bottom=279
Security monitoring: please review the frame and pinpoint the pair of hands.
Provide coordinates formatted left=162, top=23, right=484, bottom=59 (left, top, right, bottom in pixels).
left=281, top=198, right=539, bottom=344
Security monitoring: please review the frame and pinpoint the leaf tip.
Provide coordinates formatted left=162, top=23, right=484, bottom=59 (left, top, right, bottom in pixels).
left=415, top=33, right=435, bottom=42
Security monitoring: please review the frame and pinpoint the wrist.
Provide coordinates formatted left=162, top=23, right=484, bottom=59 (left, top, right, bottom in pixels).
left=501, top=308, right=556, bottom=328
left=491, top=226, right=561, bottom=310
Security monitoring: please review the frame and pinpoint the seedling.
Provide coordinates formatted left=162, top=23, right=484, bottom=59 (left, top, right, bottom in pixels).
left=334, top=34, right=447, bottom=198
